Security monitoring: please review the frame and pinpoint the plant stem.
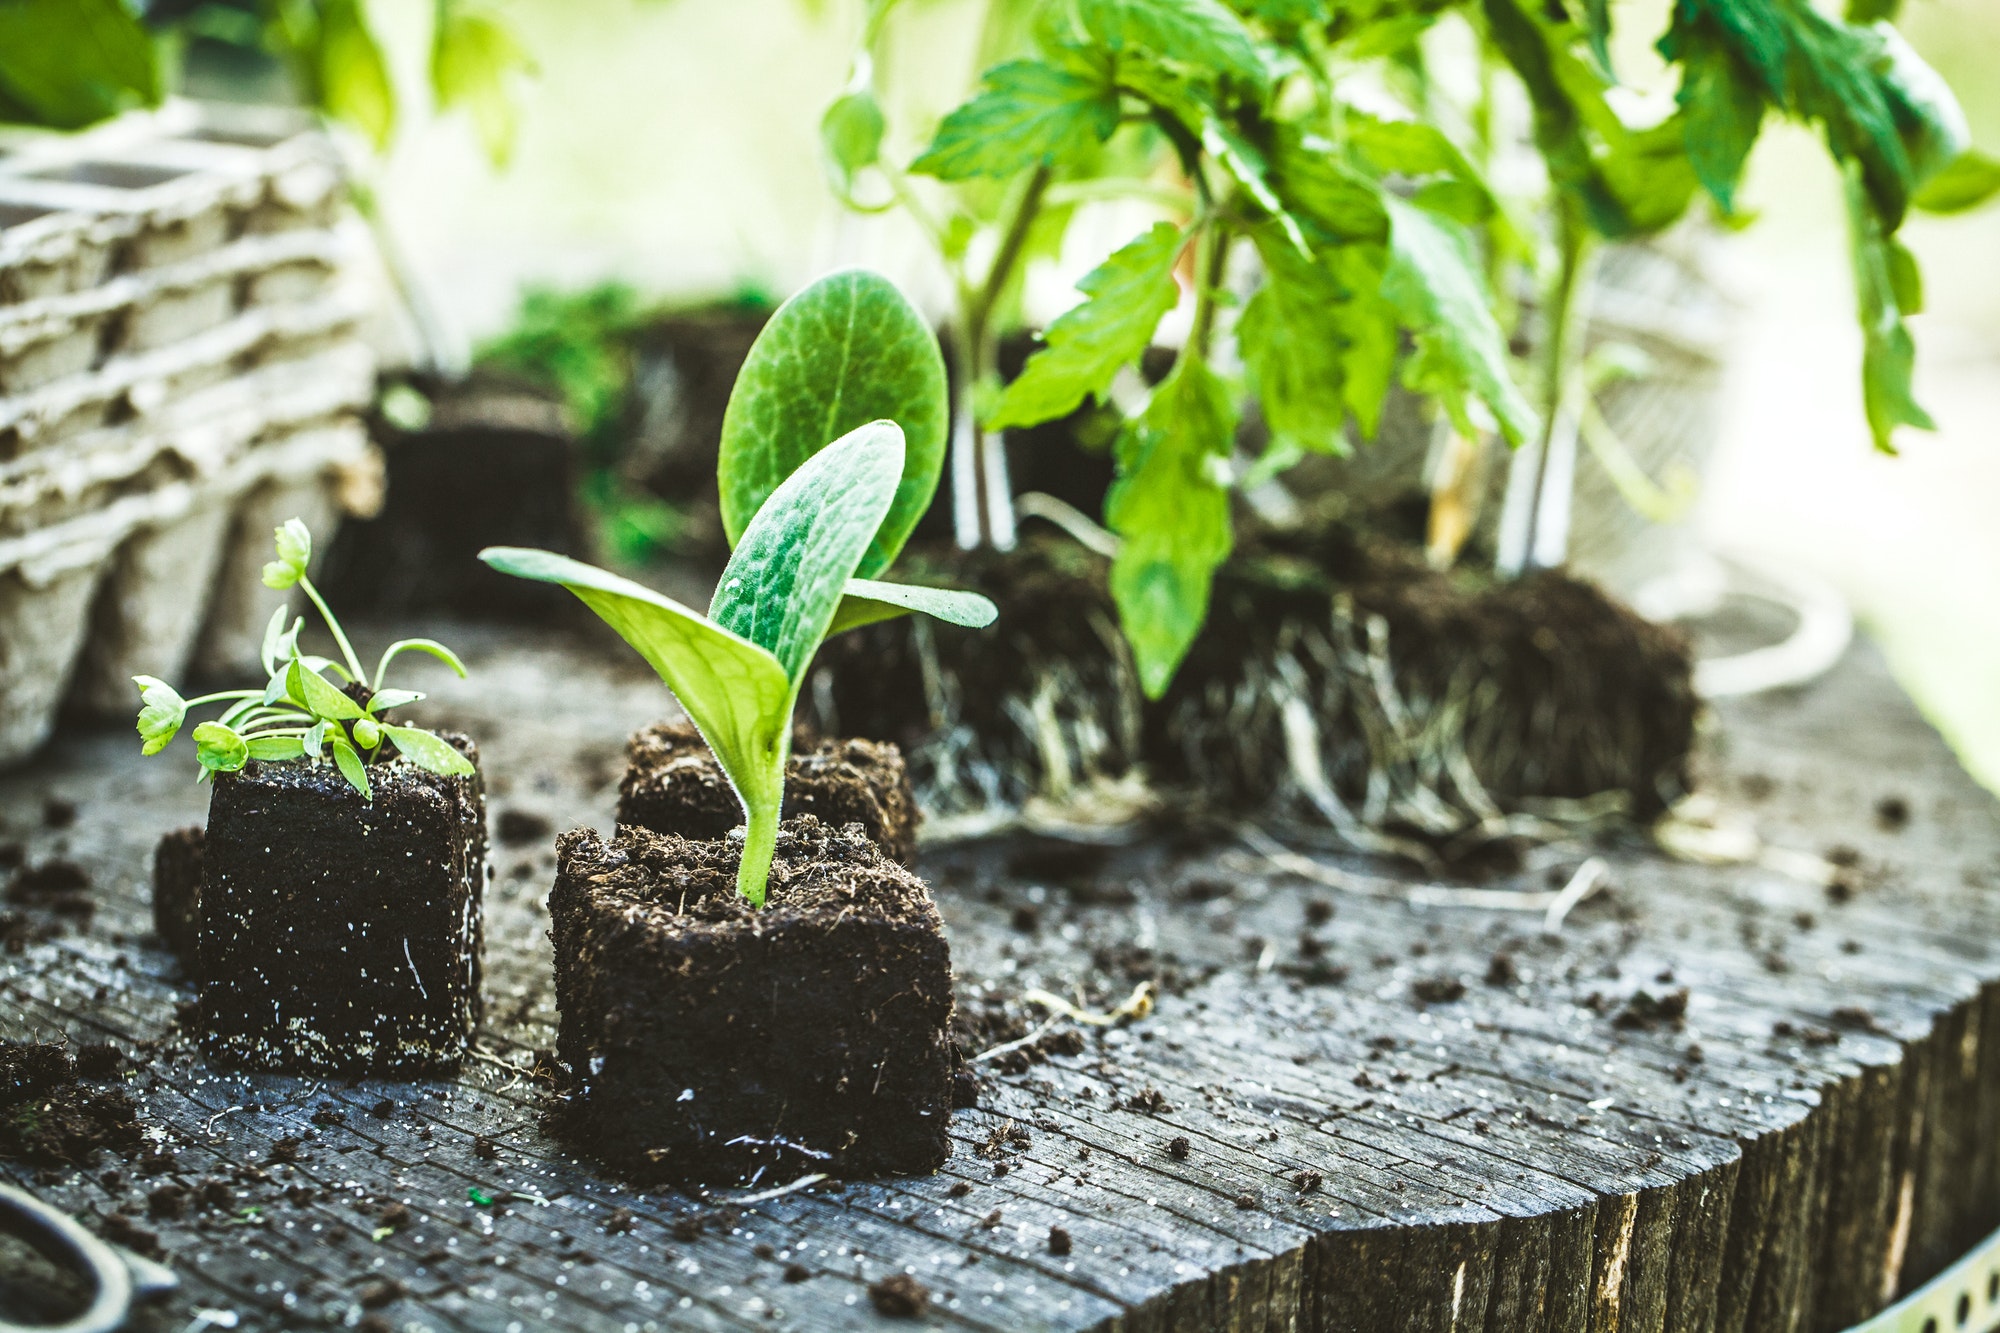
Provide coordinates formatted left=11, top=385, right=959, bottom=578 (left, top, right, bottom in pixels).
left=1188, top=216, right=1227, bottom=360
left=736, top=802, right=780, bottom=909
left=950, top=164, right=1051, bottom=551
left=297, top=575, right=368, bottom=684
left=1497, top=213, right=1594, bottom=576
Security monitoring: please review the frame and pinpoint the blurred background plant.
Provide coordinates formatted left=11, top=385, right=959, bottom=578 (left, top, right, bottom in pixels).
left=5, top=0, right=2000, bottom=788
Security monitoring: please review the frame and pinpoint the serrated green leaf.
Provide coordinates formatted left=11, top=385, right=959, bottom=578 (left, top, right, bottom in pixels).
left=909, top=60, right=1118, bottom=182
left=289, top=660, right=366, bottom=722
left=194, top=722, right=249, bottom=774
left=1076, top=0, right=1266, bottom=90
left=479, top=546, right=792, bottom=904
left=1672, top=27, right=1766, bottom=210
left=822, top=88, right=886, bottom=190
left=711, top=422, right=905, bottom=685
left=431, top=8, right=532, bottom=167
left=383, top=726, right=476, bottom=777
left=0, top=0, right=160, bottom=130
left=1383, top=197, right=1538, bottom=447
left=245, top=735, right=306, bottom=762
left=1240, top=228, right=1395, bottom=455
left=1847, top=163, right=1933, bottom=452
left=717, top=270, right=947, bottom=578
left=133, top=676, right=186, bottom=757
left=990, top=222, right=1186, bottom=431
left=1914, top=148, right=2000, bottom=214
left=1106, top=356, right=1238, bottom=699
left=1268, top=132, right=1391, bottom=246
left=829, top=578, right=1001, bottom=637
left=330, top=734, right=371, bottom=801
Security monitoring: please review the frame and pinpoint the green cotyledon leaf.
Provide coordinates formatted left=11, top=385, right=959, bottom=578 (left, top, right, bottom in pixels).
left=1383, top=196, right=1538, bottom=447
left=710, top=421, right=904, bottom=687
left=989, top=222, right=1186, bottom=431
left=716, top=269, right=946, bottom=578
left=828, top=578, right=1000, bottom=637
left=1106, top=354, right=1239, bottom=699
left=909, top=59, right=1119, bottom=182
left=480, top=545, right=793, bottom=906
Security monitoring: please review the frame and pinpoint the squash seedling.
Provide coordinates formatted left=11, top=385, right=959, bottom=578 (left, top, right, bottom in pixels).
left=483, top=269, right=996, bottom=906
left=132, top=519, right=474, bottom=801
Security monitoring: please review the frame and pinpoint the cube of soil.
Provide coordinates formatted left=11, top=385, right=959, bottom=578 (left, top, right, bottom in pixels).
left=551, top=816, right=954, bottom=1184
left=618, top=721, right=918, bottom=865
left=198, top=737, right=486, bottom=1076
left=151, top=825, right=204, bottom=972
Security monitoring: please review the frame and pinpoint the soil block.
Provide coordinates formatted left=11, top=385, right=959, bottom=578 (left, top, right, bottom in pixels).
left=550, top=816, right=955, bottom=1184
left=1, top=1040, right=142, bottom=1167
left=151, top=824, right=203, bottom=970
left=805, top=525, right=1696, bottom=840
left=618, top=720, right=918, bottom=865
left=198, top=737, right=487, bottom=1076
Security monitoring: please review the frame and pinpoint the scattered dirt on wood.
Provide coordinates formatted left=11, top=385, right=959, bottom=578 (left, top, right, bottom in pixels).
left=0, top=1041, right=142, bottom=1167
left=867, top=1272, right=930, bottom=1317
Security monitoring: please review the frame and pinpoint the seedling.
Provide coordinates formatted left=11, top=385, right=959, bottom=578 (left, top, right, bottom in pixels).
left=132, top=519, right=474, bottom=801
left=484, top=268, right=995, bottom=907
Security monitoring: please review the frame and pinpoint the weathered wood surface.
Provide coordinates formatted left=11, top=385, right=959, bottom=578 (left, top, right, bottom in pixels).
left=4, top=620, right=2000, bottom=1333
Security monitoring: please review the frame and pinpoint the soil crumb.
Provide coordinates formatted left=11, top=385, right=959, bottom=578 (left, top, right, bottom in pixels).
left=0, top=1041, right=143, bottom=1167
left=868, top=1272, right=930, bottom=1317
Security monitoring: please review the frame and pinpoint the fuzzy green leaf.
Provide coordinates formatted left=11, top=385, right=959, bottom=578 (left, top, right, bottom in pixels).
left=990, top=222, right=1186, bottom=431
left=1914, top=148, right=2000, bottom=214
left=133, top=676, right=186, bottom=757
left=1672, top=27, right=1766, bottom=210
left=245, top=735, right=306, bottom=762
left=1106, top=356, right=1238, bottom=699
left=288, top=660, right=365, bottom=722
left=314, top=0, right=396, bottom=151
left=330, top=734, right=372, bottom=801
left=828, top=579, right=1001, bottom=637
left=478, top=545, right=793, bottom=891
left=383, top=726, right=476, bottom=777
left=194, top=722, right=249, bottom=775
left=1847, top=164, right=1933, bottom=452
left=909, top=60, right=1119, bottom=182
left=1383, top=197, right=1538, bottom=446
left=1076, top=0, right=1266, bottom=89
left=717, top=270, right=947, bottom=578
left=711, top=422, right=905, bottom=686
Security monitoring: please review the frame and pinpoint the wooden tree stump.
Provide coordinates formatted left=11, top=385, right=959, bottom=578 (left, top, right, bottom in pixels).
left=2, top=624, right=1995, bottom=1332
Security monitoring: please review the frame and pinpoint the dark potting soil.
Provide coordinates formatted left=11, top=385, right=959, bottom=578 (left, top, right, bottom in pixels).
left=805, top=524, right=1696, bottom=832
left=548, top=816, right=955, bottom=1185
left=618, top=720, right=919, bottom=865
left=0, top=1040, right=142, bottom=1167
left=198, top=737, right=487, bottom=1076
left=151, top=824, right=203, bottom=970
left=319, top=374, right=587, bottom=621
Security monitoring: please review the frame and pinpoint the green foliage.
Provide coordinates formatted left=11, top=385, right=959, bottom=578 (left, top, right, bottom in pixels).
left=485, top=425, right=995, bottom=905
left=717, top=270, right=948, bottom=579
left=134, top=522, right=472, bottom=802
left=0, top=0, right=160, bottom=129
left=989, top=222, right=1187, bottom=431
left=909, top=59, right=1121, bottom=182
left=1914, top=149, right=2000, bottom=214
left=1106, top=355, right=1238, bottom=698
left=3, top=0, right=528, bottom=169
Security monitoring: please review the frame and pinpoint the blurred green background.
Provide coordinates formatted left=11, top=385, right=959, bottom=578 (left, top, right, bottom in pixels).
left=269, top=0, right=2000, bottom=791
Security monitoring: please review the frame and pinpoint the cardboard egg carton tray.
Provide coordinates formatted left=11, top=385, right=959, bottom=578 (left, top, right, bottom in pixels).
left=0, top=100, right=384, bottom=768
left=0, top=100, right=342, bottom=303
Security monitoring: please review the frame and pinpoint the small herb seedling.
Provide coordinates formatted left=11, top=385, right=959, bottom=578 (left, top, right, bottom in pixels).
left=132, top=519, right=474, bottom=800
left=484, top=268, right=995, bottom=907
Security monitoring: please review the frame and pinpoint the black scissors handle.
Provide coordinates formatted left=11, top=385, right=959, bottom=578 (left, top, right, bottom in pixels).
left=0, top=1183, right=176, bottom=1333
